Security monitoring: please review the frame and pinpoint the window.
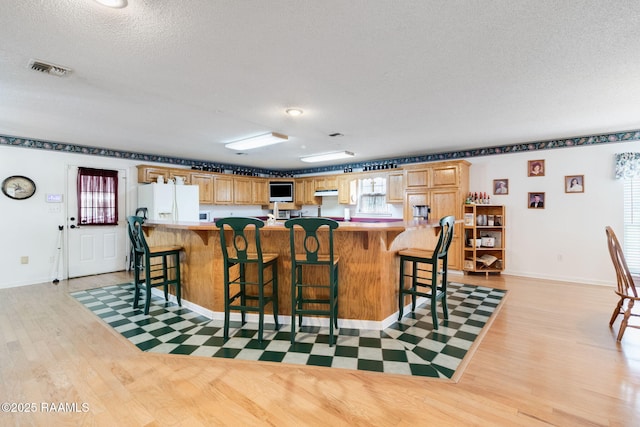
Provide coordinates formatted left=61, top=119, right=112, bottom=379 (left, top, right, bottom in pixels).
left=77, top=167, right=118, bottom=225
left=357, top=176, right=390, bottom=215
left=623, top=177, right=640, bottom=274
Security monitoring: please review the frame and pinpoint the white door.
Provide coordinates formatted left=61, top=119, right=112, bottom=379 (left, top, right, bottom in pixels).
left=66, top=165, right=128, bottom=278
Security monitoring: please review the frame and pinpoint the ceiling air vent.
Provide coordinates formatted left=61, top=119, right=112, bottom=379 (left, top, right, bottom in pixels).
left=28, top=59, right=72, bottom=77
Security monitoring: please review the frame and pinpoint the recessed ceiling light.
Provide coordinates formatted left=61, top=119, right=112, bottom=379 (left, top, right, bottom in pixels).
left=285, top=108, right=303, bottom=117
left=94, top=0, right=128, bottom=8
left=300, top=151, right=355, bottom=163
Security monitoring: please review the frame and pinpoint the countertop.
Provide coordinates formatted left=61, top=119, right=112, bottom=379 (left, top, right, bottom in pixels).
left=142, top=219, right=445, bottom=232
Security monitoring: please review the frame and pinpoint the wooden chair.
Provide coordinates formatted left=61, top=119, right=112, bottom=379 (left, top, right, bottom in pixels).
left=605, top=226, right=640, bottom=341
left=397, top=215, right=455, bottom=329
left=215, top=217, right=279, bottom=343
left=284, top=218, right=340, bottom=346
left=127, top=215, right=183, bottom=315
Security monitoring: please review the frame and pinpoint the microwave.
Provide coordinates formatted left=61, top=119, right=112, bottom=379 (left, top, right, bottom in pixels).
left=276, top=210, right=290, bottom=220
left=199, top=211, right=213, bottom=222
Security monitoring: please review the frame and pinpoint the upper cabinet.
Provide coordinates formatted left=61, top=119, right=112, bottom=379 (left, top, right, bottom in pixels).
left=431, top=164, right=460, bottom=187
left=213, top=175, right=234, bottom=204
left=314, top=175, right=338, bottom=191
left=338, top=176, right=357, bottom=205
left=386, top=171, right=404, bottom=203
left=137, top=166, right=170, bottom=184
left=304, top=179, right=320, bottom=205
left=190, top=173, right=214, bottom=204
left=405, top=169, right=429, bottom=188
left=233, top=177, right=253, bottom=205
left=168, top=169, right=191, bottom=185
left=251, top=178, right=269, bottom=205
left=403, top=161, right=467, bottom=189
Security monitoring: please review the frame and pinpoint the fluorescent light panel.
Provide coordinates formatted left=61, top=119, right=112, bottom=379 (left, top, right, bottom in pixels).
left=225, top=132, right=288, bottom=150
left=94, top=0, right=128, bottom=8
left=300, top=151, right=355, bottom=163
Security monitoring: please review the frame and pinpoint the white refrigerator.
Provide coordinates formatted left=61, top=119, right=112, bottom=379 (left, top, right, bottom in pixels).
left=138, top=183, right=199, bottom=222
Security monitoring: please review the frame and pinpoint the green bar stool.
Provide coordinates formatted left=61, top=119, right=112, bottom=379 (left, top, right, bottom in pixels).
left=284, top=217, right=339, bottom=346
left=397, top=215, right=455, bottom=329
left=127, top=215, right=183, bottom=315
left=215, top=217, right=279, bottom=343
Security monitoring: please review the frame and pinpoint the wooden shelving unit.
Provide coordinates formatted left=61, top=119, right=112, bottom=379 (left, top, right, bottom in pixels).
left=462, top=204, right=505, bottom=276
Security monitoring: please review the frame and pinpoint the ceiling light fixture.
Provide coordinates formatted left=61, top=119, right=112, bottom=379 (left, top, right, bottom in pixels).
left=94, top=0, right=128, bottom=8
left=285, top=108, right=303, bottom=116
left=300, top=151, right=355, bottom=163
left=225, top=132, right=288, bottom=151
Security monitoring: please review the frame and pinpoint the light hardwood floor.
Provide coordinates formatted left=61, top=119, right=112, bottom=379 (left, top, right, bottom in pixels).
left=0, top=271, right=637, bottom=426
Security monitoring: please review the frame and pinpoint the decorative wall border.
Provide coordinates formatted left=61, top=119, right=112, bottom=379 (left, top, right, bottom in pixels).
left=2, top=130, right=639, bottom=177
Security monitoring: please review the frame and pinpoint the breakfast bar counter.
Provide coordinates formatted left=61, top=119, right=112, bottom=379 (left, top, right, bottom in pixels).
left=142, top=219, right=446, bottom=323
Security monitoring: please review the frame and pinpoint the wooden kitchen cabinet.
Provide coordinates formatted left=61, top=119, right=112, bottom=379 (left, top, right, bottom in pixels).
left=214, top=176, right=234, bottom=204
left=233, top=177, right=253, bottom=204
left=168, top=169, right=191, bottom=185
left=432, top=164, right=460, bottom=187
left=294, top=178, right=305, bottom=205
left=190, top=173, right=214, bottom=204
left=315, top=175, right=338, bottom=191
left=251, top=178, right=269, bottom=205
left=386, top=171, right=404, bottom=203
left=405, top=168, right=429, bottom=188
left=402, top=160, right=470, bottom=270
left=404, top=188, right=462, bottom=269
left=338, top=176, right=357, bottom=205
left=137, top=165, right=170, bottom=184
left=295, top=178, right=320, bottom=205
left=305, top=179, right=320, bottom=204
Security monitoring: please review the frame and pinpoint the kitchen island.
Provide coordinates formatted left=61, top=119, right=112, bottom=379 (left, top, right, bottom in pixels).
left=141, top=219, right=448, bottom=326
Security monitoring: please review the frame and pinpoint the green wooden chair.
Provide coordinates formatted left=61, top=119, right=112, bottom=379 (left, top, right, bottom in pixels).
left=397, top=215, right=455, bottom=329
left=284, top=217, right=340, bottom=346
left=127, top=215, right=183, bottom=315
left=215, top=217, right=279, bottom=343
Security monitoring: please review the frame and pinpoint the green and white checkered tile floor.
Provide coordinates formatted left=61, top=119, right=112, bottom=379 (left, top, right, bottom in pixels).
left=71, top=282, right=506, bottom=379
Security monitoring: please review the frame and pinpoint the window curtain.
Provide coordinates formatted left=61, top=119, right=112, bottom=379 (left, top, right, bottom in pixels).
left=615, top=153, right=640, bottom=179
left=77, top=167, right=118, bottom=225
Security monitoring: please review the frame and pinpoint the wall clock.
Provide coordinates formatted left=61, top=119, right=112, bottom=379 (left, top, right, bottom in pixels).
left=2, top=175, right=36, bottom=200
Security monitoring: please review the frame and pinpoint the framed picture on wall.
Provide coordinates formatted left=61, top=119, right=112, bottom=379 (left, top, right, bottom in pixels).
left=528, top=192, right=545, bottom=209
left=565, top=175, right=584, bottom=193
left=493, top=179, right=509, bottom=195
left=528, top=160, right=545, bottom=177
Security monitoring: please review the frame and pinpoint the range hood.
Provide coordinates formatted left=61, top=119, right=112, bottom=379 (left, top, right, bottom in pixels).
left=314, top=189, right=339, bottom=197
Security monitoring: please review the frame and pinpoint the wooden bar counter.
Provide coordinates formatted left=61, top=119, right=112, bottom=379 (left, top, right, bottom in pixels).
left=142, top=219, right=444, bottom=323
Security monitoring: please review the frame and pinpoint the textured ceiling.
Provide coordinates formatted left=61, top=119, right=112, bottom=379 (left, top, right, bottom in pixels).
left=2, top=1, right=640, bottom=170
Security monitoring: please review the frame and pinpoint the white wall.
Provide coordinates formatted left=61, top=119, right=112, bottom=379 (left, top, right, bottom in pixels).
left=468, top=141, right=630, bottom=285
left=1, top=140, right=631, bottom=288
left=0, top=146, right=141, bottom=288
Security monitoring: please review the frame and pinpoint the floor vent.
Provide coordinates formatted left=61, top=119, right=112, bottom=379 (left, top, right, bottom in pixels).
left=28, top=59, right=72, bottom=77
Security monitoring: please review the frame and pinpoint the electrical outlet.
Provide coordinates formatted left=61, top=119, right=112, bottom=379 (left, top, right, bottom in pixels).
left=20, top=256, right=29, bottom=264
